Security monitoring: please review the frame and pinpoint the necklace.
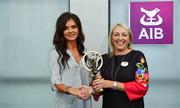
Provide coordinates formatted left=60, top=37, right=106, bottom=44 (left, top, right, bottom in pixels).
left=111, top=55, right=128, bottom=80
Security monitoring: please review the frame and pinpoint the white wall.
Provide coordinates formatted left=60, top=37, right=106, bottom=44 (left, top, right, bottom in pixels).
left=70, top=0, right=109, bottom=54
left=0, top=1, right=69, bottom=108
left=111, top=0, right=180, bottom=80
left=0, top=0, right=69, bottom=78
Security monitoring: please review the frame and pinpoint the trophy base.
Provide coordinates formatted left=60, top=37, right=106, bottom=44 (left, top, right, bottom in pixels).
left=99, top=88, right=103, bottom=92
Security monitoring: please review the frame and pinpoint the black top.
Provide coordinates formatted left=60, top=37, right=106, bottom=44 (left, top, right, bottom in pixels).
left=100, top=50, right=147, bottom=108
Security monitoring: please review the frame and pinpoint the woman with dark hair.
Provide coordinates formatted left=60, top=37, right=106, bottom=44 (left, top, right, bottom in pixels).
left=50, top=12, right=92, bottom=108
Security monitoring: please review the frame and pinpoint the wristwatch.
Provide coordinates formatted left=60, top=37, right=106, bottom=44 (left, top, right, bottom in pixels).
left=113, top=81, right=117, bottom=89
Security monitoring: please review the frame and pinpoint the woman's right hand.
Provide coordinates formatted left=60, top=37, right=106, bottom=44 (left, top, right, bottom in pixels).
left=92, top=78, right=113, bottom=91
left=93, top=72, right=104, bottom=92
left=95, top=72, right=102, bottom=79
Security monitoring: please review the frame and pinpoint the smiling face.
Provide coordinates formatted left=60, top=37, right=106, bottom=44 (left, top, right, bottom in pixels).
left=64, top=19, right=79, bottom=42
left=111, top=26, right=130, bottom=53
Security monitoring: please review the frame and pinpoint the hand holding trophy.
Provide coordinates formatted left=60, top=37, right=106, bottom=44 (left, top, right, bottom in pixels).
left=82, top=51, right=103, bottom=92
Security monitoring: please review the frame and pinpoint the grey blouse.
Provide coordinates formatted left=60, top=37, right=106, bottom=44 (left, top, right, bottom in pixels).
left=49, top=49, right=92, bottom=108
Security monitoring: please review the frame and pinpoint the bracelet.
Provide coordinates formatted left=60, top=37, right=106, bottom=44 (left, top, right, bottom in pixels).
left=65, top=86, right=71, bottom=95
left=113, top=81, right=117, bottom=89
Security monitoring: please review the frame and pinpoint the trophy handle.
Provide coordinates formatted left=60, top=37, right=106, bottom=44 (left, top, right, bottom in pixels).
left=82, top=51, right=104, bottom=92
left=95, top=71, right=103, bottom=92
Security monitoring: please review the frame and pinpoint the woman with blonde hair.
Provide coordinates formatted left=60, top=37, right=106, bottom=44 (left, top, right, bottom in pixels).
left=92, top=23, right=149, bottom=108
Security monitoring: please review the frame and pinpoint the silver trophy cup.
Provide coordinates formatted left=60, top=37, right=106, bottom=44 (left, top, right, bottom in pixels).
left=82, top=51, right=103, bottom=91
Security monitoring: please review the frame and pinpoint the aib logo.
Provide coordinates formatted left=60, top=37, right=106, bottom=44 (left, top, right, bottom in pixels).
left=140, top=7, right=162, bottom=26
left=130, top=1, right=173, bottom=44
left=139, top=7, right=163, bottom=40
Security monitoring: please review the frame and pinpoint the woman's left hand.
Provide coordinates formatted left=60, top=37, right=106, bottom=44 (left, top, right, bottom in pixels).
left=78, top=87, right=91, bottom=100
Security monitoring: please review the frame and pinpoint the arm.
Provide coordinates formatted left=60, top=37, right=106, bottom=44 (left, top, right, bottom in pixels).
left=49, top=50, right=90, bottom=100
left=92, top=79, right=125, bottom=91
left=93, top=72, right=148, bottom=101
left=55, top=84, right=90, bottom=100
left=123, top=53, right=149, bottom=100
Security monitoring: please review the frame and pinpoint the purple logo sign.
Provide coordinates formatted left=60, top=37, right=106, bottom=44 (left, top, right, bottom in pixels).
left=130, top=1, right=173, bottom=44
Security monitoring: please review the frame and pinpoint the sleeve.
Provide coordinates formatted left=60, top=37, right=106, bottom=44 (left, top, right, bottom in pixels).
left=124, top=51, right=149, bottom=101
left=93, top=93, right=102, bottom=101
left=49, top=49, right=63, bottom=91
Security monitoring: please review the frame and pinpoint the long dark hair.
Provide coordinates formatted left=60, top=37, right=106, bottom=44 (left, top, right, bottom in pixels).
left=53, top=12, right=85, bottom=68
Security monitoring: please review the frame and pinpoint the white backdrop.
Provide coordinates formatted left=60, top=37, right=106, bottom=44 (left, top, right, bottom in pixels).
left=70, top=0, right=109, bottom=54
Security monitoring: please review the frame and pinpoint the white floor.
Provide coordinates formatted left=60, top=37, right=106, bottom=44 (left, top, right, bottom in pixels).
left=0, top=78, right=179, bottom=108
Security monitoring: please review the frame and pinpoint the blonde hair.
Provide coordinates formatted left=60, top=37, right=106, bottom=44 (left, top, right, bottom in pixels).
left=108, top=23, right=133, bottom=55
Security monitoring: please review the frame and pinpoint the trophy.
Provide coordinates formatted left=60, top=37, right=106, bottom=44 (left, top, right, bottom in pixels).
left=82, top=51, right=103, bottom=91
